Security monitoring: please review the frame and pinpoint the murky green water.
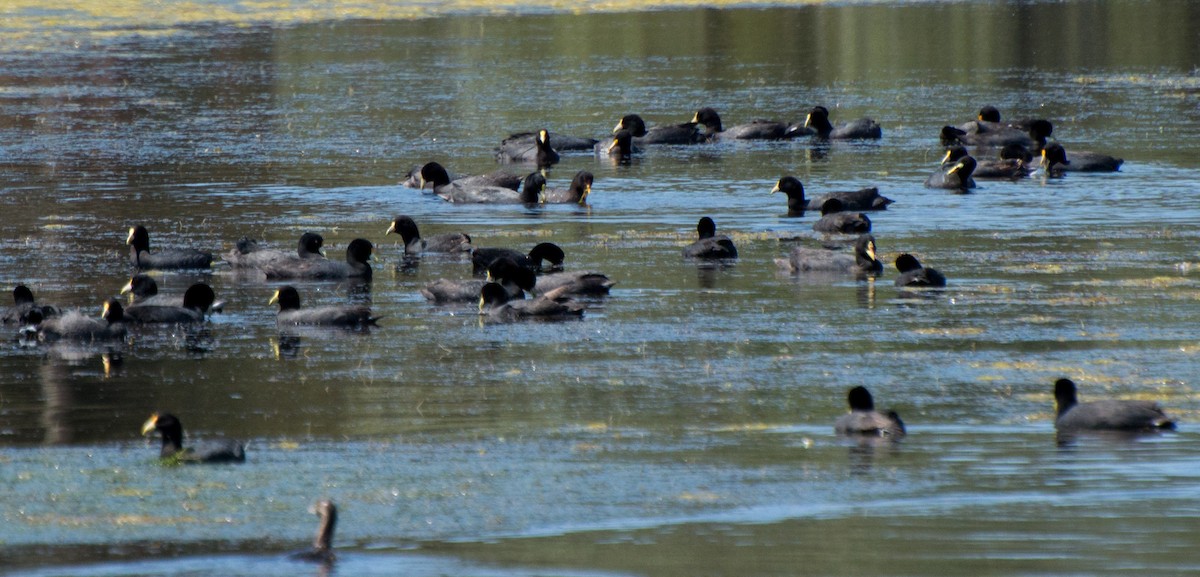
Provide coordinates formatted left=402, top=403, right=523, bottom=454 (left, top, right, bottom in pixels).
left=3, top=1, right=1200, bottom=575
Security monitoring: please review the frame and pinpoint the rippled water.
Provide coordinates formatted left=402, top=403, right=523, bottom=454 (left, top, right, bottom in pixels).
left=3, top=1, right=1200, bottom=575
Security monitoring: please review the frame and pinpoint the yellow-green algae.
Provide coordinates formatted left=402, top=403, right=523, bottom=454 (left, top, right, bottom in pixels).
left=1, top=0, right=845, bottom=51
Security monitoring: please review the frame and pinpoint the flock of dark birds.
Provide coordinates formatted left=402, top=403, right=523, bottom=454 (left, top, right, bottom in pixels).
left=5, top=103, right=1167, bottom=564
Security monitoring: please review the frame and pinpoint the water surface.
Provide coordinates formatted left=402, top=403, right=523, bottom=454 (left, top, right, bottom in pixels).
left=3, top=1, right=1200, bottom=575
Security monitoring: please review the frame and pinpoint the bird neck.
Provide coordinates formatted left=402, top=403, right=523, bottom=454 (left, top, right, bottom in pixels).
left=314, top=509, right=336, bottom=551
left=159, top=431, right=184, bottom=458
left=129, top=244, right=148, bottom=264
left=785, top=193, right=805, bottom=214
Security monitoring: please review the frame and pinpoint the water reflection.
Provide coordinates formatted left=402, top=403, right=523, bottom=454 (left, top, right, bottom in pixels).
left=1055, top=429, right=1177, bottom=449
left=846, top=437, right=903, bottom=476
left=855, top=280, right=876, bottom=310
left=2, top=1, right=1200, bottom=575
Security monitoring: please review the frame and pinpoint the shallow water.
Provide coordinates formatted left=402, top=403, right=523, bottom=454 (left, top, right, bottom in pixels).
left=2, top=1, right=1200, bottom=575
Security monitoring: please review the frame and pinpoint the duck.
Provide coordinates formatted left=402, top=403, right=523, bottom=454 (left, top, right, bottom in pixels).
left=126, top=225, right=213, bottom=270
left=421, top=257, right=536, bottom=304
left=472, top=242, right=566, bottom=275
left=3, top=285, right=60, bottom=325
left=385, top=216, right=472, bottom=255
left=941, top=145, right=1033, bottom=180
left=613, top=113, right=701, bottom=145
left=401, top=163, right=521, bottom=192
left=691, top=107, right=788, bottom=141
left=494, top=128, right=561, bottom=168
left=418, top=161, right=537, bottom=204
left=793, top=106, right=882, bottom=140
left=479, top=282, right=584, bottom=322
left=894, top=254, right=946, bottom=287
left=1040, top=142, right=1123, bottom=174
left=812, top=199, right=871, bottom=235
left=924, top=155, right=977, bottom=191
left=682, top=217, right=738, bottom=259
left=834, top=386, right=906, bottom=438
left=289, top=500, right=337, bottom=564
left=226, top=232, right=326, bottom=270
left=141, top=412, right=245, bottom=463
left=1053, top=378, right=1175, bottom=432
left=37, top=299, right=126, bottom=343
left=770, top=176, right=892, bottom=216
left=776, top=234, right=882, bottom=277
left=522, top=171, right=593, bottom=205
left=258, top=238, right=374, bottom=280
left=270, top=286, right=380, bottom=328
left=123, top=283, right=217, bottom=324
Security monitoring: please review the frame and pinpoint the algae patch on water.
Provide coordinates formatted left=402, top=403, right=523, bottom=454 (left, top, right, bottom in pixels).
left=1, top=0, right=826, bottom=51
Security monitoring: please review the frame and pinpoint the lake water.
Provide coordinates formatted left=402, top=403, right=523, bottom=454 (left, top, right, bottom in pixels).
left=3, top=1, right=1200, bottom=575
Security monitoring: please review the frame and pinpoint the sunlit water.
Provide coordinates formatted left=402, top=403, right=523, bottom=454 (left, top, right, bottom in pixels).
left=3, top=1, right=1200, bottom=575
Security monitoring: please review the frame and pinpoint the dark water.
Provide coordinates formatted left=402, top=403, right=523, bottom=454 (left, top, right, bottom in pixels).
left=3, top=1, right=1200, bottom=575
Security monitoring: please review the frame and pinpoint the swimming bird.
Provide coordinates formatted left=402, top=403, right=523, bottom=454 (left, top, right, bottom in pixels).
left=691, top=107, right=788, bottom=141
left=494, top=128, right=561, bottom=168
left=1053, top=378, right=1175, bottom=432
left=225, top=232, right=326, bottom=270
left=999, top=143, right=1034, bottom=163
left=894, top=254, right=946, bottom=287
left=598, top=129, right=635, bottom=161
left=122, top=274, right=226, bottom=313
left=542, top=170, right=593, bottom=204
left=258, top=238, right=374, bottom=280
left=385, top=216, right=472, bottom=255
left=682, top=217, right=738, bottom=259
left=965, top=105, right=1045, bottom=135
left=942, top=145, right=1033, bottom=180
left=290, top=500, right=337, bottom=564
left=270, top=286, right=380, bottom=328
left=37, top=299, right=126, bottom=343
left=1040, top=142, right=1123, bottom=174
left=126, top=225, right=213, bottom=270
left=776, top=234, right=882, bottom=277
left=141, top=412, right=245, bottom=463
left=794, top=106, right=882, bottom=139
left=472, top=242, right=566, bottom=275
left=533, top=271, right=615, bottom=297
left=3, top=285, right=59, bottom=325
left=421, top=257, right=536, bottom=304
left=479, top=282, right=584, bottom=322
left=834, top=386, right=906, bottom=438
left=123, top=283, right=217, bottom=324
left=401, top=163, right=521, bottom=191
left=941, top=119, right=1053, bottom=150
left=522, top=171, right=593, bottom=205
left=770, top=176, right=892, bottom=216
left=953, top=120, right=1034, bottom=148
left=613, top=113, right=702, bottom=145
left=812, top=199, right=871, bottom=235
left=119, top=276, right=193, bottom=309
left=496, top=129, right=598, bottom=152
left=924, top=155, right=977, bottom=191
left=419, top=161, right=538, bottom=203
